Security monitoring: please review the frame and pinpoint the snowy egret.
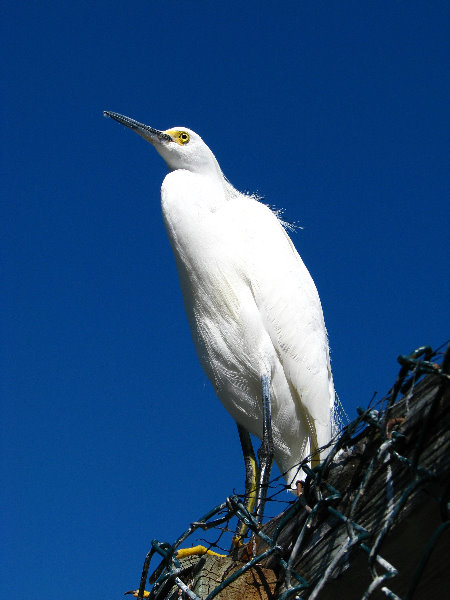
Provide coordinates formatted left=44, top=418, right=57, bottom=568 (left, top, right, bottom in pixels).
left=104, top=111, right=335, bottom=519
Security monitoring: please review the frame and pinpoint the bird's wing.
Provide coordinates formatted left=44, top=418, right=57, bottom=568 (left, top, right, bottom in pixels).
left=224, top=196, right=334, bottom=430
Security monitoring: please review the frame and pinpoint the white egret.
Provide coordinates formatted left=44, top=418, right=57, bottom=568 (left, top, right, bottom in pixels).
left=104, top=111, right=335, bottom=523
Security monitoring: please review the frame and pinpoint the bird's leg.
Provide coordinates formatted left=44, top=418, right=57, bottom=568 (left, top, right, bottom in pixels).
left=232, top=376, right=274, bottom=548
left=232, top=424, right=258, bottom=548
left=255, top=374, right=274, bottom=525
left=233, top=424, right=259, bottom=547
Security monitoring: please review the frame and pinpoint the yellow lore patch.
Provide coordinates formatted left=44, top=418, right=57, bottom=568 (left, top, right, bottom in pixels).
left=164, top=129, right=190, bottom=145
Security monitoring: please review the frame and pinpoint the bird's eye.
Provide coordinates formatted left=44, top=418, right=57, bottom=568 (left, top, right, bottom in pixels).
left=179, top=131, right=190, bottom=144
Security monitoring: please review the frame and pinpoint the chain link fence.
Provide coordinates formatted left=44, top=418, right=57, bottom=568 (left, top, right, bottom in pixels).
left=129, top=343, right=449, bottom=600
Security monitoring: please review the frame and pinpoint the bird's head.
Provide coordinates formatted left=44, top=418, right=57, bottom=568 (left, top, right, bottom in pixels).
left=104, top=111, right=221, bottom=177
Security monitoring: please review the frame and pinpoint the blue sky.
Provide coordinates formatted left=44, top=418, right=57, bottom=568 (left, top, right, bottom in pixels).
left=2, top=2, right=448, bottom=598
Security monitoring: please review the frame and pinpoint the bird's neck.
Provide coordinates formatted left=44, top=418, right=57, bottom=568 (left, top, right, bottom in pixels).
left=160, top=169, right=231, bottom=282
left=162, top=169, right=229, bottom=217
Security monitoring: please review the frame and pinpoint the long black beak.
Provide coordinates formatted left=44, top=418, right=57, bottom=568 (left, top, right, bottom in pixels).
left=103, top=111, right=173, bottom=144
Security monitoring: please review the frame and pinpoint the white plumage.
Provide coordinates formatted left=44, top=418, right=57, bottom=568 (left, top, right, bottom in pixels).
left=105, top=113, right=335, bottom=490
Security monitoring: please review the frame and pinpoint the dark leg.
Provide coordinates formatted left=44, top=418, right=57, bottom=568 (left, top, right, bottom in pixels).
left=233, top=424, right=259, bottom=546
left=255, top=374, right=274, bottom=524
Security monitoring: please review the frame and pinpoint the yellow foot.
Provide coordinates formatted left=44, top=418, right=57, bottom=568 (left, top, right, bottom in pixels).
left=176, top=544, right=225, bottom=559
left=124, top=545, right=226, bottom=597
left=231, top=534, right=245, bottom=548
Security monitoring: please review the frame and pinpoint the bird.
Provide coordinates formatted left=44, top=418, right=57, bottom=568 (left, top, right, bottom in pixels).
left=104, top=111, right=335, bottom=521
